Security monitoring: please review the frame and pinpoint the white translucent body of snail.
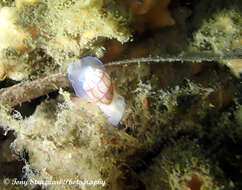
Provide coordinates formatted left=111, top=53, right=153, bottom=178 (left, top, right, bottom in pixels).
left=67, top=56, right=125, bottom=126
left=98, top=91, right=126, bottom=126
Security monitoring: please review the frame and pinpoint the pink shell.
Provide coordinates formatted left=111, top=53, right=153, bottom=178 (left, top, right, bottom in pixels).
left=83, top=68, right=113, bottom=104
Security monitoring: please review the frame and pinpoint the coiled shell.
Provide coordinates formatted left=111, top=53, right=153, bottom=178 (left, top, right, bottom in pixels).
left=83, top=67, right=113, bottom=104
left=67, top=56, right=113, bottom=104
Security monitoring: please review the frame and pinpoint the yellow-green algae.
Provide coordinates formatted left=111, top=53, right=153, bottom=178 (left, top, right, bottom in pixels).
left=0, top=0, right=242, bottom=190
left=1, top=60, right=241, bottom=190
left=0, top=0, right=131, bottom=81
left=190, top=0, right=241, bottom=54
left=140, top=139, right=232, bottom=190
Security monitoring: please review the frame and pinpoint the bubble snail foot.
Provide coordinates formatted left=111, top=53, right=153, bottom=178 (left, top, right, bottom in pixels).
left=67, top=56, right=126, bottom=126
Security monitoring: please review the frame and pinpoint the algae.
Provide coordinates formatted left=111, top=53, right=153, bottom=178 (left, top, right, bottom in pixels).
left=0, top=0, right=241, bottom=190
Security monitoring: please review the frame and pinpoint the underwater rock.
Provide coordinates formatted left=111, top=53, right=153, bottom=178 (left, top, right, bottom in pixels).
left=9, top=96, right=140, bottom=190
left=15, top=0, right=40, bottom=8
left=101, top=40, right=127, bottom=63
left=122, top=0, right=175, bottom=32
left=12, top=60, right=242, bottom=189
left=0, top=61, right=5, bottom=81
left=0, top=0, right=241, bottom=189
left=0, top=0, right=15, bottom=7
left=225, top=59, right=242, bottom=77
left=0, top=0, right=131, bottom=81
left=18, top=0, right=131, bottom=65
left=190, top=1, right=241, bottom=54
left=0, top=60, right=241, bottom=190
left=140, top=139, right=232, bottom=190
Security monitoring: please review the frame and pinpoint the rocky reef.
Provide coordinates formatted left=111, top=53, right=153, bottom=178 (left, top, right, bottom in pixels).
left=0, top=0, right=241, bottom=190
